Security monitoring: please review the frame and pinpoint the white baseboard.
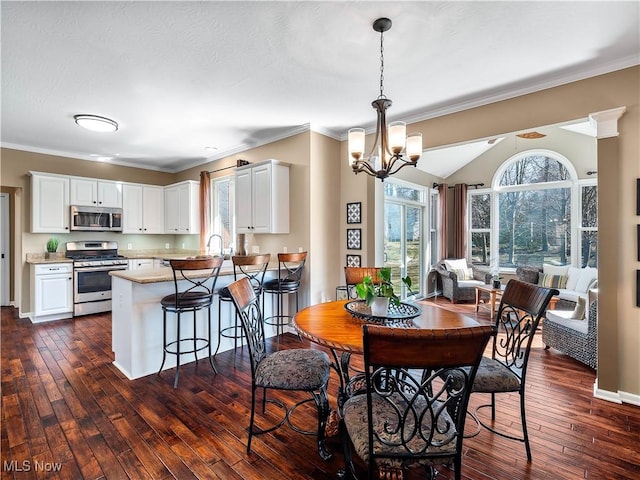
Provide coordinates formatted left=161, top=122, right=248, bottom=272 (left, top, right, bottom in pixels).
left=619, top=390, right=640, bottom=406
left=593, top=378, right=640, bottom=406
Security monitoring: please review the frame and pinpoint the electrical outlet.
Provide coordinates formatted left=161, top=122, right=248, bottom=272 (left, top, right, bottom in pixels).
left=283, top=246, right=288, bottom=253
left=298, top=247, right=303, bottom=253
left=252, top=245, right=259, bottom=254
left=182, top=243, right=185, bottom=249
left=165, top=243, right=170, bottom=249
left=127, top=243, right=132, bottom=250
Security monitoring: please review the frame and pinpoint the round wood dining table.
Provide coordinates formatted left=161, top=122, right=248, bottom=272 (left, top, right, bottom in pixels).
left=293, top=299, right=484, bottom=354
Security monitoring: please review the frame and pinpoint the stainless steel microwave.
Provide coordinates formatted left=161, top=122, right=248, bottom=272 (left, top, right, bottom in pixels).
left=70, top=205, right=123, bottom=232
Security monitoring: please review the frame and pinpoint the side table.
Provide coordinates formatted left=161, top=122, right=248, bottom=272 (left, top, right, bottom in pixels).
left=475, top=284, right=504, bottom=317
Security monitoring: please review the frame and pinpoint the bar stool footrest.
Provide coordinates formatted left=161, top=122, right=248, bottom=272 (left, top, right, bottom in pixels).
left=163, top=337, right=210, bottom=356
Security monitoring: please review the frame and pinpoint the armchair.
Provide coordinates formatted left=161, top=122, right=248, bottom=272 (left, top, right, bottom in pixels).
left=543, top=295, right=598, bottom=370
left=435, top=259, right=491, bottom=303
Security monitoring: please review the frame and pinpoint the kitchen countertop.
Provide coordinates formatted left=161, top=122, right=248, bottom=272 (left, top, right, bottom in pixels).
left=26, top=250, right=217, bottom=264
left=26, top=253, right=72, bottom=265
left=110, top=258, right=278, bottom=284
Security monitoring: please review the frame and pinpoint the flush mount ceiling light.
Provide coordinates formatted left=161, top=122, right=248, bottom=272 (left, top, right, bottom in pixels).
left=348, top=18, right=422, bottom=182
left=73, top=114, right=118, bottom=133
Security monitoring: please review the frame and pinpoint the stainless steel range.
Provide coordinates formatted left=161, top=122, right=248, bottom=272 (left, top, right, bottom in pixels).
left=66, top=241, right=128, bottom=316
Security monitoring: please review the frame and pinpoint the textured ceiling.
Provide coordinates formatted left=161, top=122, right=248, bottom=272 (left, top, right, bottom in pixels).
left=2, top=1, right=638, bottom=174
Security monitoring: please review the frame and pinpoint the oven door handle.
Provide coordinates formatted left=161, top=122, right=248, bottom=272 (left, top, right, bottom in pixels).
left=74, top=265, right=128, bottom=273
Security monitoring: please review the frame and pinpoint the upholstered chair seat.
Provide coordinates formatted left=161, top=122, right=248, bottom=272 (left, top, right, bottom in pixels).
left=255, top=348, right=330, bottom=390
left=343, top=393, right=455, bottom=468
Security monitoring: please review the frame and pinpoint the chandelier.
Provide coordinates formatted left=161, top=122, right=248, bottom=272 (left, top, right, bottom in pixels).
left=348, top=18, right=422, bottom=181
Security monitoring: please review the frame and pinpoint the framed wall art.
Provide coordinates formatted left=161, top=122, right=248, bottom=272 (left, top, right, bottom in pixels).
left=347, top=202, right=362, bottom=224
left=637, top=270, right=640, bottom=308
left=637, top=224, right=640, bottom=261
left=637, top=179, right=640, bottom=215
left=346, top=254, right=361, bottom=268
left=347, top=228, right=361, bottom=250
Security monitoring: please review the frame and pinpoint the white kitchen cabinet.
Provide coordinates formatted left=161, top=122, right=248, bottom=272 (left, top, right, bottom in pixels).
left=122, top=184, right=164, bottom=234
left=128, top=258, right=155, bottom=270
left=236, top=159, right=289, bottom=234
left=70, top=177, right=122, bottom=207
left=30, top=263, right=73, bottom=323
left=164, top=181, right=200, bottom=234
left=30, top=172, right=70, bottom=233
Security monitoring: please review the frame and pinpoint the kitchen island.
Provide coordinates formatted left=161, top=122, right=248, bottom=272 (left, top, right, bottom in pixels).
left=110, top=261, right=278, bottom=380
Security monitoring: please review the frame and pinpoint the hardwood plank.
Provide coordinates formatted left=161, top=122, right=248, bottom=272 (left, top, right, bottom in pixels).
left=2, top=303, right=639, bottom=480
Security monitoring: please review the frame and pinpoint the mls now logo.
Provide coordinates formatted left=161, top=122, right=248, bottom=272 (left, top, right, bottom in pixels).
left=3, top=460, right=62, bottom=472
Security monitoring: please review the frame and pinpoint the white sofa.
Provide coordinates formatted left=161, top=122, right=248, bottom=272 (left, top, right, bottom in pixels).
left=516, top=264, right=597, bottom=310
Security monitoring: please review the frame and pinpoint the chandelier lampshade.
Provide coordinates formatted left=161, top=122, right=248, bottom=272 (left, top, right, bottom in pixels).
left=348, top=18, right=422, bottom=181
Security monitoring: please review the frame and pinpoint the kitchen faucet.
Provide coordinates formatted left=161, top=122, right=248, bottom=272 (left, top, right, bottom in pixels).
left=206, top=234, right=224, bottom=256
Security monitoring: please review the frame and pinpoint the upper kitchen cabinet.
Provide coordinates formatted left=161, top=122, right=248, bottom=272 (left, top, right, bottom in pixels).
left=236, top=160, right=290, bottom=234
left=30, top=172, right=70, bottom=233
left=122, top=184, right=165, bottom=234
left=70, top=177, right=122, bottom=208
left=164, top=180, right=200, bottom=234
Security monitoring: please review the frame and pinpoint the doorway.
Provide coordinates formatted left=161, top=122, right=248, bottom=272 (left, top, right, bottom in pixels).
left=1, top=193, right=10, bottom=305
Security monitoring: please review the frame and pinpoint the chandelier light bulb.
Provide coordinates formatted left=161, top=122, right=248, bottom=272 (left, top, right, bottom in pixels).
left=406, top=133, right=423, bottom=161
left=388, top=121, right=406, bottom=154
left=348, top=128, right=365, bottom=165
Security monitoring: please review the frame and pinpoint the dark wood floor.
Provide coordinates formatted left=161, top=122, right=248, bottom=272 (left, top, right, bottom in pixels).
left=2, top=300, right=639, bottom=480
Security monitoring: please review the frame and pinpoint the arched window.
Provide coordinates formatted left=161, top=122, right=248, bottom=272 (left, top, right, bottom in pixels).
left=468, top=150, right=597, bottom=270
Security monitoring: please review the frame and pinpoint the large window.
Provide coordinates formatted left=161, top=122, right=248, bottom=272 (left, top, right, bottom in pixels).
left=211, top=175, right=235, bottom=253
left=469, top=150, right=597, bottom=269
left=469, top=192, right=491, bottom=265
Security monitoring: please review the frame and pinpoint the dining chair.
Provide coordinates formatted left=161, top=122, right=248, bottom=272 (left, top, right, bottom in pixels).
left=340, top=323, right=494, bottom=480
left=344, top=266, right=383, bottom=299
left=158, top=256, right=223, bottom=388
left=226, top=277, right=332, bottom=460
left=471, top=279, right=558, bottom=461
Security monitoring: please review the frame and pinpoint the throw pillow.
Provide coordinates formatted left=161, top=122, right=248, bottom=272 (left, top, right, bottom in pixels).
left=543, top=263, right=570, bottom=277
left=565, top=266, right=582, bottom=291
left=451, top=267, right=473, bottom=280
left=569, top=297, right=586, bottom=320
left=575, top=267, right=597, bottom=293
left=444, top=258, right=468, bottom=272
left=538, top=273, right=568, bottom=289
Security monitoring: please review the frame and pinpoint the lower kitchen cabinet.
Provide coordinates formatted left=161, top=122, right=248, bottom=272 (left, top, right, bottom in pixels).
left=30, top=263, right=73, bottom=323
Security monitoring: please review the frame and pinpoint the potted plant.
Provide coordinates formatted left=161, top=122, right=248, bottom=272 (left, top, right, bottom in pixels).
left=45, top=237, right=59, bottom=259
left=355, top=267, right=413, bottom=316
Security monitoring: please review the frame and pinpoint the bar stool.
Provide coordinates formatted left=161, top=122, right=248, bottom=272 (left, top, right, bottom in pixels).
left=158, top=256, right=223, bottom=388
left=214, top=254, right=271, bottom=363
left=263, top=252, right=307, bottom=340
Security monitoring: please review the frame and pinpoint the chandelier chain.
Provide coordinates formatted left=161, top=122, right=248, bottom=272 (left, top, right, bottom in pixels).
left=379, top=29, right=385, bottom=99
